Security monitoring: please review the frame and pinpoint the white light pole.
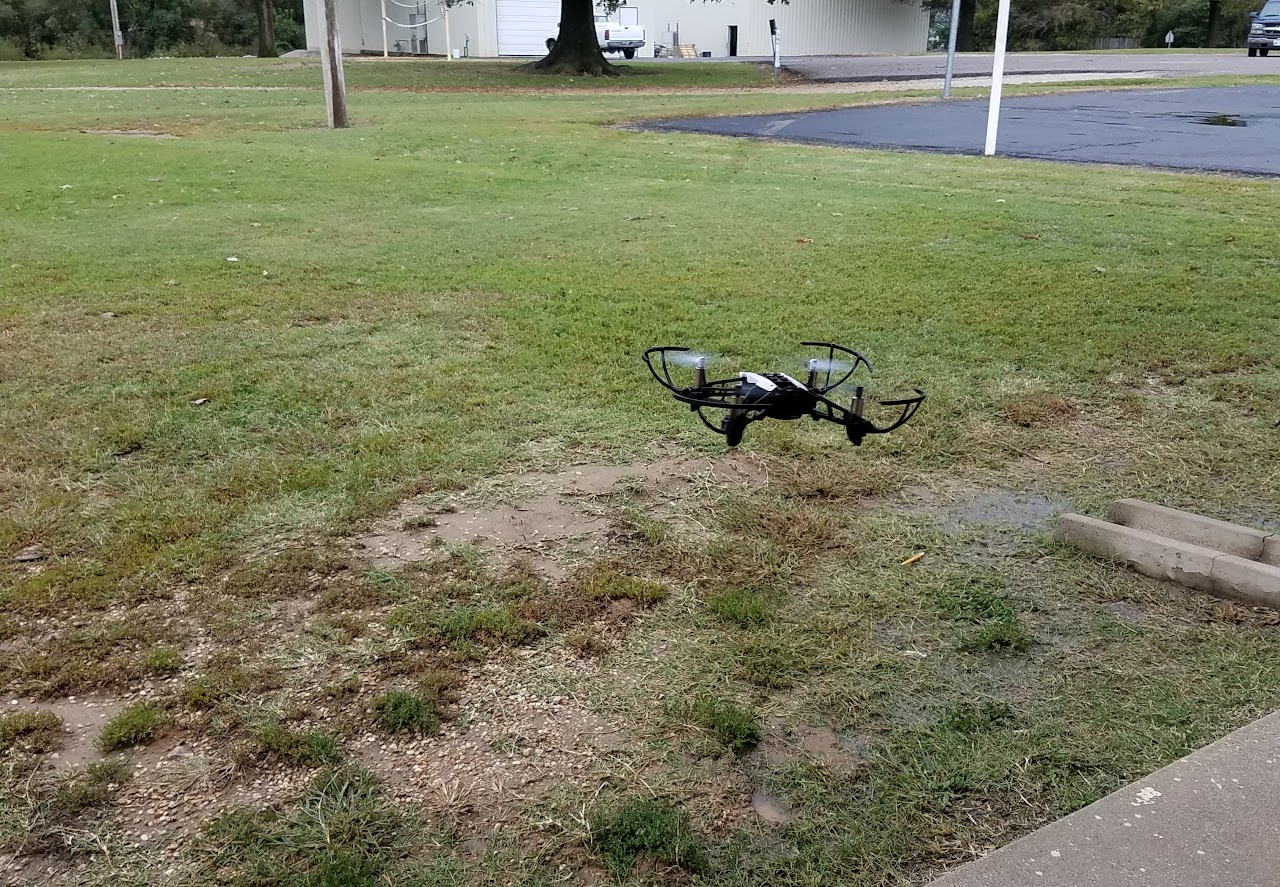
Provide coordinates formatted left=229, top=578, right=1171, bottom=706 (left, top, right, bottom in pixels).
left=943, top=0, right=961, bottom=98
left=381, top=0, right=389, bottom=56
left=983, top=0, right=1011, bottom=156
left=108, top=0, right=124, bottom=59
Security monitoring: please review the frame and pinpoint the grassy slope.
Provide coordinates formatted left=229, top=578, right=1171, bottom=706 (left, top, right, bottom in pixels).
left=2, top=60, right=1280, bottom=884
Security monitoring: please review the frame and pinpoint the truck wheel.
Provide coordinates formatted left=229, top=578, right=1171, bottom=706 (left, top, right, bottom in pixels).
left=1263, top=48, right=1271, bottom=56
left=1249, top=47, right=1258, bottom=56
left=623, top=48, right=636, bottom=59
left=545, top=37, right=556, bottom=52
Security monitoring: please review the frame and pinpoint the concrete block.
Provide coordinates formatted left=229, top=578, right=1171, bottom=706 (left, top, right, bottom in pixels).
left=1263, top=535, right=1280, bottom=568
left=1055, top=514, right=1217, bottom=592
left=1211, top=555, right=1280, bottom=610
left=1107, top=498, right=1268, bottom=560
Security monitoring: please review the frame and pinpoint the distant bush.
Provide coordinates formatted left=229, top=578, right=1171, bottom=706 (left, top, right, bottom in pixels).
left=0, top=40, right=24, bottom=61
left=40, top=41, right=114, bottom=61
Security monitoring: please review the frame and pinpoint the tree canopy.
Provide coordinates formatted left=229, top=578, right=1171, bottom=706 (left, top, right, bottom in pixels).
left=928, top=0, right=1259, bottom=53
left=0, top=0, right=1262, bottom=61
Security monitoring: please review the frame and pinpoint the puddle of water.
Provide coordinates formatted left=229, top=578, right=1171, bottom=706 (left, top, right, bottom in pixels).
left=837, top=733, right=877, bottom=763
left=943, top=491, right=1072, bottom=535
left=751, top=788, right=793, bottom=824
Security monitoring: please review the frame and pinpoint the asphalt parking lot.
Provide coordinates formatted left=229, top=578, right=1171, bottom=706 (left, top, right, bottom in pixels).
left=646, top=86, right=1280, bottom=176
left=774, top=50, right=1272, bottom=82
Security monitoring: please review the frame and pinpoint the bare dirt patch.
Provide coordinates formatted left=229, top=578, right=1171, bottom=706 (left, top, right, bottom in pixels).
left=15, top=697, right=125, bottom=769
left=79, top=129, right=178, bottom=139
left=353, top=452, right=768, bottom=578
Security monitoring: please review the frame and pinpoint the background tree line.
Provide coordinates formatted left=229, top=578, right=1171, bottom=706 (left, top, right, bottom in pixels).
left=929, top=0, right=1262, bottom=52
left=0, top=0, right=1266, bottom=60
left=0, top=0, right=305, bottom=59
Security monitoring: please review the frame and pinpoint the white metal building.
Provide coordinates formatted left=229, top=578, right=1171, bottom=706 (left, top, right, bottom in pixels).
left=305, top=0, right=928, bottom=60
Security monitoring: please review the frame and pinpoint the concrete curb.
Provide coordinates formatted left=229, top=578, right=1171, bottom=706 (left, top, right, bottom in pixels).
left=1056, top=509, right=1280, bottom=610
left=1107, top=498, right=1274, bottom=560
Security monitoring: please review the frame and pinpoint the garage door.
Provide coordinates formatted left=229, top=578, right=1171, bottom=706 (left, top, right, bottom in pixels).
left=496, top=0, right=560, bottom=56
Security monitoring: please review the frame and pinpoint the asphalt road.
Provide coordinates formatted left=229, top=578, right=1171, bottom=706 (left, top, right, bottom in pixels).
left=774, top=50, right=1273, bottom=82
left=646, top=86, right=1280, bottom=176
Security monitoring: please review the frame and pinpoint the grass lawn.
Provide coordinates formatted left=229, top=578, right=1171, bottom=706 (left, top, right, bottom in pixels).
left=0, top=56, right=778, bottom=90
left=2, top=59, right=1279, bottom=885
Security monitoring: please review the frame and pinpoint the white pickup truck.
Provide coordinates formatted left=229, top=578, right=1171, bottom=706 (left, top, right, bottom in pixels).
left=545, top=15, right=646, bottom=59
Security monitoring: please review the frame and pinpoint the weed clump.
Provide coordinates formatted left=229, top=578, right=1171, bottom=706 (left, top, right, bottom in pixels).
left=734, top=637, right=803, bottom=689
left=708, top=587, right=772, bottom=627
left=565, top=626, right=610, bottom=657
left=254, top=722, right=343, bottom=766
left=98, top=701, right=168, bottom=752
left=56, top=759, right=130, bottom=812
left=0, top=710, right=64, bottom=754
left=371, top=689, right=441, bottom=736
left=957, top=617, right=1033, bottom=654
left=577, top=564, right=667, bottom=605
left=144, top=646, right=183, bottom=675
left=675, top=696, right=761, bottom=753
left=200, top=766, right=411, bottom=884
left=436, top=604, right=542, bottom=646
left=181, top=655, right=280, bottom=708
left=588, top=797, right=707, bottom=878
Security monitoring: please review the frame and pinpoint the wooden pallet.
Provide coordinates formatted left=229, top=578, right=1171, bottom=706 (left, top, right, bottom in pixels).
left=676, top=44, right=697, bottom=58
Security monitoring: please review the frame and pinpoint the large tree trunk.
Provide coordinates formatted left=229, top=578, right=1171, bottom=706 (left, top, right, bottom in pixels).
left=525, top=0, right=618, bottom=76
left=1206, top=0, right=1222, bottom=46
left=256, top=0, right=277, bottom=57
left=956, top=0, right=976, bottom=52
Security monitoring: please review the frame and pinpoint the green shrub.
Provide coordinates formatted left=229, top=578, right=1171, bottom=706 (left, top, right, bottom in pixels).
left=98, top=702, right=168, bottom=752
left=588, top=797, right=707, bottom=878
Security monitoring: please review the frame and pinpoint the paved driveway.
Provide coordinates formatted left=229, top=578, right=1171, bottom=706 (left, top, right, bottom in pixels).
left=645, top=86, right=1280, bottom=176
left=777, top=50, right=1270, bottom=82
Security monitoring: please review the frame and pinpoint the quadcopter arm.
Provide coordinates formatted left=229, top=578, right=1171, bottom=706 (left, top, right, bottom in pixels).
left=831, top=387, right=927, bottom=444
left=800, top=341, right=873, bottom=394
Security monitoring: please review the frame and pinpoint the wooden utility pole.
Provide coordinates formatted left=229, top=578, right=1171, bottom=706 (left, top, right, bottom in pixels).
left=317, top=0, right=349, bottom=128
left=108, top=0, right=123, bottom=59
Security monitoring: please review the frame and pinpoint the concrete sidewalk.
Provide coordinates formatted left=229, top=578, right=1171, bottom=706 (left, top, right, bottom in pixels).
left=929, top=709, right=1280, bottom=887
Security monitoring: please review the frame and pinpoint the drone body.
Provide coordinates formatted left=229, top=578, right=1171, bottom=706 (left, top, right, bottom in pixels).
left=643, top=343, right=924, bottom=447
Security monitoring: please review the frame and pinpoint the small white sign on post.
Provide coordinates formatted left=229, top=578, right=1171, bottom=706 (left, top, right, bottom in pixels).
left=769, top=19, right=780, bottom=80
left=1165, top=30, right=1175, bottom=47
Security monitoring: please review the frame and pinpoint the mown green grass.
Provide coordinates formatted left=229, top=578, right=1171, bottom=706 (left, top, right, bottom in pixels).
left=1, top=58, right=1279, bottom=886
left=0, top=55, right=775, bottom=89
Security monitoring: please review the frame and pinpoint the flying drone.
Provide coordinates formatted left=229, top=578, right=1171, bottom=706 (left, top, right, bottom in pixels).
left=643, top=342, right=925, bottom=447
